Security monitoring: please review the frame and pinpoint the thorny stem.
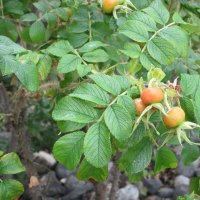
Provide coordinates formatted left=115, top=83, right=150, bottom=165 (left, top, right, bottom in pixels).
left=97, top=91, right=127, bottom=122
left=132, top=22, right=176, bottom=70
left=0, top=0, right=4, bottom=18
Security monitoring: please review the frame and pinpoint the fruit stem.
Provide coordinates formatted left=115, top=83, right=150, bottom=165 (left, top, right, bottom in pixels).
left=164, top=92, right=171, bottom=111
left=144, top=116, right=159, bottom=147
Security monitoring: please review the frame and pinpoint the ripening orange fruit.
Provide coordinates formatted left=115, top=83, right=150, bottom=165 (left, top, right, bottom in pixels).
left=141, top=87, right=164, bottom=105
left=102, top=0, right=121, bottom=13
left=163, top=107, right=185, bottom=128
left=134, top=98, right=147, bottom=115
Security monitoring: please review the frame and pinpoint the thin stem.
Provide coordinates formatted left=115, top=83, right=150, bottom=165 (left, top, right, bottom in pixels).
left=74, top=49, right=88, bottom=65
left=132, top=22, right=176, bottom=69
left=144, top=119, right=159, bottom=148
left=102, top=62, right=128, bottom=74
left=0, top=0, right=4, bottom=18
left=164, top=92, right=171, bottom=111
left=97, top=91, right=127, bottom=122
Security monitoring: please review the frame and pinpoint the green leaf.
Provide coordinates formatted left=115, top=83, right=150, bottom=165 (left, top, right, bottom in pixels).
left=159, top=26, right=189, bottom=57
left=29, top=21, right=45, bottom=43
left=119, top=137, right=152, bottom=173
left=20, top=13, right=38, bottom=22
left=77, top=159, right=108, bottom=182
left=143, top=0, right=169, bottom=25
left=113, top=75, right=131, bottom=90
left=140, top=52, right=162, bottom=70
left=54, top=7, right=68, bottom=21
left=38, top=54, right=52, bottom=80
left=147, top=67, right=166, bottom=82
left=104, top=104, right=132, bottom=141
left=128, top=172, right=144, bottom=183
left=15, top=62, right=39, bottom=92
left=147, top=37, right=177, bottom=65
left=181, top=24, right=200, bottom=34
left=127, top=59, right=142, bottom=74
left=89, top=73, right=121, bottom=95
left=57, top=121, right=86, bottom=133
left=46, top=40, right=74, bottom=57
left=154, top=146, right=178, bottom=174
left=180, top=74, right=200, bottom=96
left=53, top=131, right=84, bottom=170
left=180, top=97, right=195, bottom=121
left=0, top=19, right=18, bottom=42
left=84, top=122, right=112, bottom=168
left=117, top=95, right=136, bottom=120
left=52, top=96, right=98, bottom=123
left=43, top=12, right=57, bottom=27
left=4, top=0, right=23, bottom=15
left=33, top=1, right=49, bottom=12
left=82, top=49, right=109, bottom=63
left=0, top=55, right=20, bottom=75
left=190, top=178, right=200, bottom=195
left=0, top=36, right=26, bottom=55
left=21, top=27, right=32, bottom=44
left=129, top=123, right=146, bottom=146
left=48, top=0, right=61, bottom=8
left=0, top=152, right=25, bottom=175
left=181, top=144, right=199, bottom=165
left=70, top=83, right=110, bottom=106
left=77, top=64, right=91, bottom=77
left=0, top=179, right=24, bottom=200
left=120, top=43, right=141, bottom=59
left=66, top=33, right=88, bottom=48
left=172, top=12, right=187, bottom=24
left=79, top=41, right=108, bottom=53
left=119, top=20, right=149, bottom=42
left=68, top=21, right=88, bottom=33
left=194, top=90, right=200, bottom=124
left=128, top=11, right=157, bottom=32
left=57, top=54, right=82, bottom=74
left=17, top=52, right=40, bottom=64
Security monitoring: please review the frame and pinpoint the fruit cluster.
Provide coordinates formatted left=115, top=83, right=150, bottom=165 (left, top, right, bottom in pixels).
left=133, top=85, right=199, bottom=146
left=134, top=87, right=185, bottom=128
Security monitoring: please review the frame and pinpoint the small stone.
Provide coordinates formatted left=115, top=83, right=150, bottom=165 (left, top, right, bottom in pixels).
left=145, top=195, right=161, bottom=200
left=34, top=151, right=56, bottom=167
left=61, top=183, right=93, bottom=200
left=65, top=175, right=85, bottom=190
left=34, top=162, right=48, bottom=175
left=195, top=168, right=200, bottom=176
left=174, top=175, right=190, bottom=187
left=173, top=185, right=189, bottom=199
left=116, top=184, right=139, bottom=200
left=158, top=187, right=174, bottom=198
left=108, top=161, right=114, bottom=171
left=177, top=161, right=195, bottom=177
left=55, top=164, right=71, bottom=179
left=144, top=179, right=163, bottom=195
left=43, top=171, right=67, bottom=197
